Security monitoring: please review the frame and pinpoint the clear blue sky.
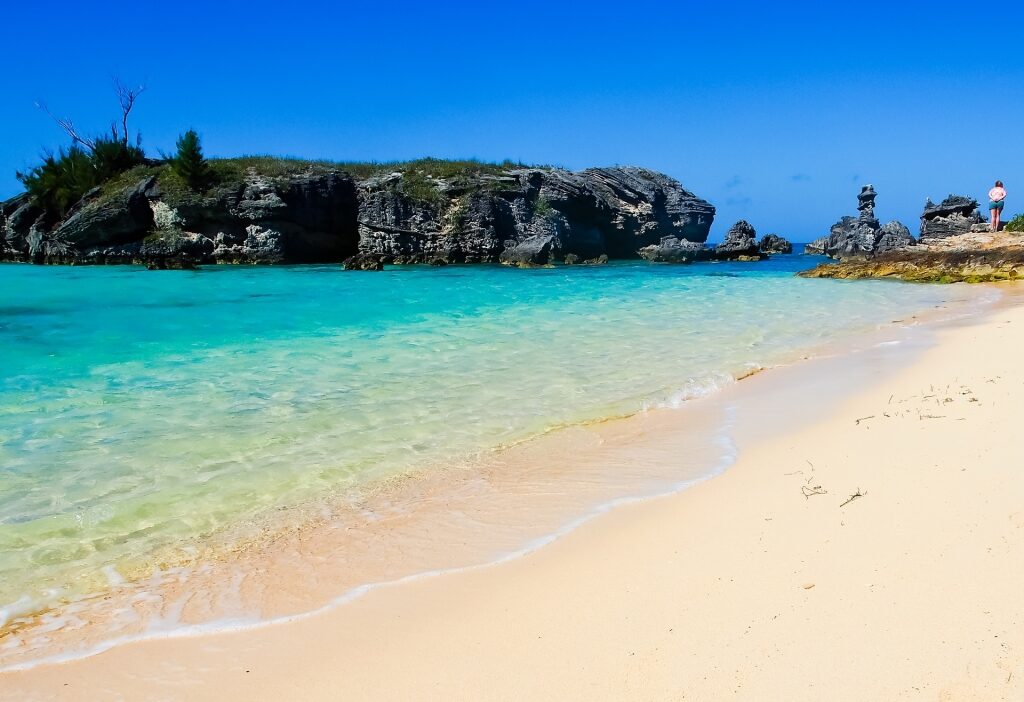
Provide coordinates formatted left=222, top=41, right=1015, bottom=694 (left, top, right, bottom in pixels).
left=1, top=1, right=1020, bottom=241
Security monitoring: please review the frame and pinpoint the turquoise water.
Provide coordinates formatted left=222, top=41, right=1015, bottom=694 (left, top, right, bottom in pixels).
left=0, top=258, right=978, bottom=635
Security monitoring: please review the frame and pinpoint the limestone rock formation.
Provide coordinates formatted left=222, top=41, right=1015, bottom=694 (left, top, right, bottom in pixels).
left=857, top=185, right=877, bottom=220
left=714, top=220, right=761, bottom=259
left=55, top=178, right=157, bottom=249
left=758, top=233, right=793, bottom=254
left=804, top=238, right=827, bottom=256
left=499, top=234, right=560, bottom=266
left=800, top=246, right=1024, bottom=283
left=810, top=186, right=915, bottom=259
left=920, top=195, right=983, bottom=240
left=354, top=166, right=716, bottom=266
left=875, top=221, right=915, bottom=254
left=1, top=162, right=715, bottom=267
left=638, top=237, right=712, bottom=263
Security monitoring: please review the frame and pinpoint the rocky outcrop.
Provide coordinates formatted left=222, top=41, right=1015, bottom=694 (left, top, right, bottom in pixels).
left=920, top=195, right=983, bottom=240
left=1, top=162, right=715, bottom=267
left=638, top=221, right=789, bottom=264
left=56, top=178, right=157, bottom=248
left=714, top=220, right=762, bottom=260
left=1, top=193, right=37, bottom=258
left=809, top=185, right=915, bottom=259
left=498, top=234, right=560, bottom=266
left=875, top=221, right=915, bottom=254
left=758, top=233, right=792, bottom=254
left=799, top=247, right=1024, bottom=283
left=354, top=166, right=715, bottom=266
left=857, top=184, right=877, bottom=220
left=638, top=237, right=713, bottom=263
left=803, top=238, right=827, bottom=256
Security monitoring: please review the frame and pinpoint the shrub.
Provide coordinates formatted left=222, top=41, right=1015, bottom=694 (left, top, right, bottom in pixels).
left=16, top=137, right=144, bottom=217
left=1005, top=214, right=1024, bottom=233
left=90, top=137, right=145, bottom=181
left=170, top=129, right=211, bottom=191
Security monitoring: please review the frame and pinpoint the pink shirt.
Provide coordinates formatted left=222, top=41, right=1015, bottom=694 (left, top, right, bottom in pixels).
left=989, top=186, right=1006, bottom=202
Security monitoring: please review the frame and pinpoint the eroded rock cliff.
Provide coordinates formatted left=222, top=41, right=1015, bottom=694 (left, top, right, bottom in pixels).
left=0, top=160, right=716, bottom=267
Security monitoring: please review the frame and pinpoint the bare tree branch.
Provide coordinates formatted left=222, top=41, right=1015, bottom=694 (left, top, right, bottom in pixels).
left=113, top=78, right=145, bottom=145
left=34, top=101, right=96, bottom=152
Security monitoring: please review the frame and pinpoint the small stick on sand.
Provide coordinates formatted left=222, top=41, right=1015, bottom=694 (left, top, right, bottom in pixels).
left=840, top=489, right=867, bottom=507
left=801, top=484, right=827, bottom=499
left=855, top=416, right=875, bottom=425
left=802, top=476, right=827, bottom=499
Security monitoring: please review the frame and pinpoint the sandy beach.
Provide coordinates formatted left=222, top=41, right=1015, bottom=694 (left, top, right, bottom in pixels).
left=4, top=289, right=1024, bottom=701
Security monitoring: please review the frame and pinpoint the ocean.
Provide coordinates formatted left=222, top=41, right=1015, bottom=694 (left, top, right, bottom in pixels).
left=0, top=256, right=991, bottom=667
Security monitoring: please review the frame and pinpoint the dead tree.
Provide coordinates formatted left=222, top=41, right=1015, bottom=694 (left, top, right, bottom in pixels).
left=35, top=77, right=146, bottom=152
left=34, top=101, right=96, bottom=151
left=113, top=77, right=145, bottom=145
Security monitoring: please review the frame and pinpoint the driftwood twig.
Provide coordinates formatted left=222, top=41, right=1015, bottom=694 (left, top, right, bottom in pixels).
left=840, top=489, right=867, bottom=508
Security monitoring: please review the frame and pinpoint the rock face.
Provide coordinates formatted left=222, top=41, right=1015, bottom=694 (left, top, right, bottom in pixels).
left=352, top=166, right=715, bottom=266
left=758, top=233, right=793, bottom=254
left=875, top=221, right=915, bottom=254
left=920, top=195, right=983, bottom=240
left=56, top=178, right=157, bottom=248
left=1, top=163, right=715, bottom=267
left=1, top=170, right=360, bottom=265
left=809, top=185, right=915, bottom=259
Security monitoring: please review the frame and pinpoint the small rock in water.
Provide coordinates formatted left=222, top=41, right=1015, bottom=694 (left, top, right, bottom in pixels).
left=714, top=220, right=762, bottom=260
left=758, top=233, right=793, bottom=254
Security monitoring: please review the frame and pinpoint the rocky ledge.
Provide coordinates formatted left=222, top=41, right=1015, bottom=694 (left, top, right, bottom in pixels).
left=1, top=158, right=729, bottom=268
left=799, top=231, right=1024, bottom=283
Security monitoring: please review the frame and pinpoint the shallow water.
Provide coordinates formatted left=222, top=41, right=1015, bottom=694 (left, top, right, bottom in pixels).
left=0, top=257, right=990, bottom=662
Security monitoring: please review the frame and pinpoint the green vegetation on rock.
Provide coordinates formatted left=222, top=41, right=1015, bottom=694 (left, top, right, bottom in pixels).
left=1005, top=214, right=1024, bottom=233
left=16, top=138, right=145, bottom=217
left=533, top=196, right=554, bottom=217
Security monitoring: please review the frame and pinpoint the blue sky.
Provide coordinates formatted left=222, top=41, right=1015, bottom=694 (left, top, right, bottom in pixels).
left=1, top=1, right=1020, bottom=241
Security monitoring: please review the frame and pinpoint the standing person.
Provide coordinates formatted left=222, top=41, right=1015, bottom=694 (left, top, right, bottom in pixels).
left=989, top=180, right=1007, bottom=232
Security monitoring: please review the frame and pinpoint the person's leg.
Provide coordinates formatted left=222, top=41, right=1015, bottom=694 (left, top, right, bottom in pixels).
left=991, top=206, right=997, bottom=232
left=995, top=206, right=1002, bottom=231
